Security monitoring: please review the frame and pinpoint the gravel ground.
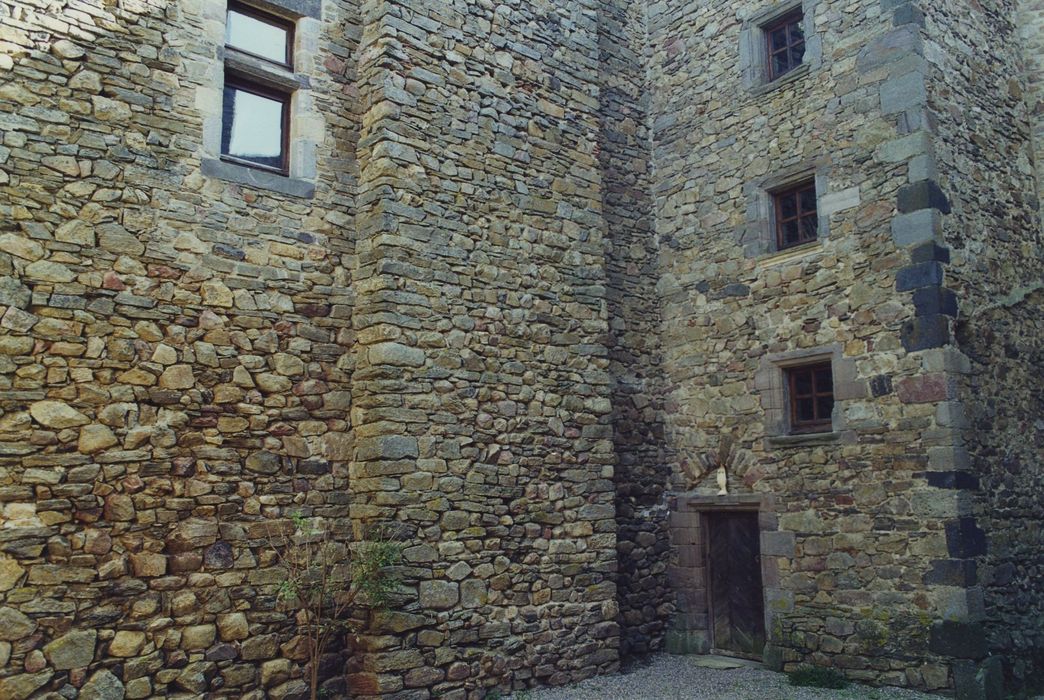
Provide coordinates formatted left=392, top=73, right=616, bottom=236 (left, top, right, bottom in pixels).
left=523, top=655, right=938, bottom=700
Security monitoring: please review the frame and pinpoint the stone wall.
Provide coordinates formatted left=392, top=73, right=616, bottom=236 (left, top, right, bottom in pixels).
left=1, top=0, right=1042, bottom=698
left=596, top=0, right=673, bottom=660
left=956, top=288, right=1044, bottom=692
left=645, top=0, right=1011, bottom=692
left=346, top=0, right=620, bottom=696
left=1018, top=0, right=1044, bottom=231
left=0, top=0, right=363, bottom=697
left=923, top=0, right=1044, bottom=690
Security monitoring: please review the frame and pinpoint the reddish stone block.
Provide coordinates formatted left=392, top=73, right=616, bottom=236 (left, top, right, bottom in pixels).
left=896, top=373, right=952, bottom=404
left=346, top=673, right=381, bottom=696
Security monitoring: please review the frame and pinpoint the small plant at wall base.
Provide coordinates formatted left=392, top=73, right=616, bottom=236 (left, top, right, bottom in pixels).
left=270, top=514, right=401, bottom=700
left=787, top=665, right=850, bottom=689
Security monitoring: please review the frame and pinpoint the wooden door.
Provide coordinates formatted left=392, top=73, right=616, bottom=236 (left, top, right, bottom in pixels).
left=707, top=511, right=766, bottom=659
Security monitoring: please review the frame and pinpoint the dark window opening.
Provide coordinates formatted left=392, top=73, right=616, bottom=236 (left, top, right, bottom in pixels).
left=220, top=78, right=291, bottom=174
left=773, top=180, right=818, bottom=250
left=226, top=1, right=294, bottom=68
left=786, top=362, right=834, bottom=433
left=765, top=10, right=805, bottom=81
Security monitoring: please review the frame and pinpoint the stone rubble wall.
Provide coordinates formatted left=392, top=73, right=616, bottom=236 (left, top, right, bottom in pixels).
left=955, top=288, right=1044, bottom=691
left=1018, top=0, right=1044, bottom=231
left=645, top=0, right=992, bottom=691
left=596, top=0, right=673, bottom=660
left=922, top=0, right=1044, bottom=690
left=346, top=0, right=620, bottom=697
left=1, top=0, right=1042, bottom=698
left=0, top=0, right=363, bottom=697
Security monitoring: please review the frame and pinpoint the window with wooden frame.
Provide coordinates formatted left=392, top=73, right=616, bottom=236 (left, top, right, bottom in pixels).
left=221, top=78, right=291, bottom=173
left=773, top=180, right=818, bottom=250
left=221, top=2, right=295, bottom=174
left=786, top=362, right=834, bottom=434
left=226, top=1, right=294, bottom=68
left=764, top=10, right=805, bottom=81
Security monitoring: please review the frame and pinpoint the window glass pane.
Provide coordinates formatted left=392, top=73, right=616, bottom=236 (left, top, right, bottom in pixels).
left=782, top=220, right=800, bottom=246
left=773, top=53, right=790, bottom=77
left=799, top=187, right=816, bottom=212
left=816, top=396, right=834, bottom=420
left=221, top=86, right=285, bottom=170
left=770, top=28, right=789, bottom=51
left=790, top=42, right=806, bottom=67
left=796, top=398, right=815, bottom=422
left=800, top=214, right=818, bottom=240
left=227, top=9, right=289, bottom=64
left=815, top=367, right=833, bottom=391
left=793, top=370, right=813, bottom=396
left=789, top=21, right=805, bottom=42
left=779, top=193, right=797, bottom=219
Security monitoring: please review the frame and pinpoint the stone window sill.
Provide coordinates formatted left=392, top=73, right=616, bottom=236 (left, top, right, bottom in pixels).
left=202, top=158, right=315, bottom=198
left=766, top=431, right=841, bottom=448
left=757, top=239, right=822, bottom=268
left=751, top=63, right=811, bottom=97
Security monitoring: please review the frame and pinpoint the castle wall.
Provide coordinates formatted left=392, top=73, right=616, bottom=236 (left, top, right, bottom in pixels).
left=1019, top=0, right=1044, bottom=231
left=646, top=0, right=991, bottom=691
left=0, top=0, right=363, bottom=697
left=596, top=0, right=673, bottom=659
left=955, top=289, right=1044, bottom=691
left=922, top=0, right=1044, bottom=689
left=0, top=0, right=1041, bottom=698
left=346, top=0, right=620, bottom=696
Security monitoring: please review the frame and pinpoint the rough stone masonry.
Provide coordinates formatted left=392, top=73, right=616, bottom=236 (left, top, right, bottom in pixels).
left=0, top=0, right=1040, bottom=699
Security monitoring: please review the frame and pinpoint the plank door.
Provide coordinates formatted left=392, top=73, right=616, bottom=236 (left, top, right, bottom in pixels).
left=707, top=511, right=766, bottom=659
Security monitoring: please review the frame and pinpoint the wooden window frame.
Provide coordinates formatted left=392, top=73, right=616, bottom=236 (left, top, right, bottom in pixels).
left=785, top=362, right=834, bottom=434
left=772, top=180, right=818, bottom=250
left=764, top=10, right=805, bottom=81
left=226, top=0, right=295, bottom=69
left=220, top=75, right=292, bottom=176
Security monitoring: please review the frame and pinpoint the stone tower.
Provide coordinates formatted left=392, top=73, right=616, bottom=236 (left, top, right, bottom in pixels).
left=647, top=1, right=1043, bottom=698
left=0, top=1, right=1040, bottom=700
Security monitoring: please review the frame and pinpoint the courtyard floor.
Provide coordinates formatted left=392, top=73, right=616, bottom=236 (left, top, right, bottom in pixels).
left=524, top=654, right=939, bottom=700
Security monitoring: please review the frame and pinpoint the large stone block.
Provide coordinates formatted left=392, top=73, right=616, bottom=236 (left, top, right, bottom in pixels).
left=0, top=672, right=53, bottom=700
left=80, top=669, right=125, bottom=700
left=43, top=629, right=97, bottom=669
left=29, top=401, right=89, bottom=429
left=0, top=607, right=37, bottom=640
left=929, top=621, right=987, bottom=659
left=356, top=435, right=419, bottom=461
left=367, top=342, right=425, bottom=367
left=419, top=580, right=459, bottom=610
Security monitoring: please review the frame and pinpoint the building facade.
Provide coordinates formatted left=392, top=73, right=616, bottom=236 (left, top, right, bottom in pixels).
left=0, top=0, right=1040, bottom=699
